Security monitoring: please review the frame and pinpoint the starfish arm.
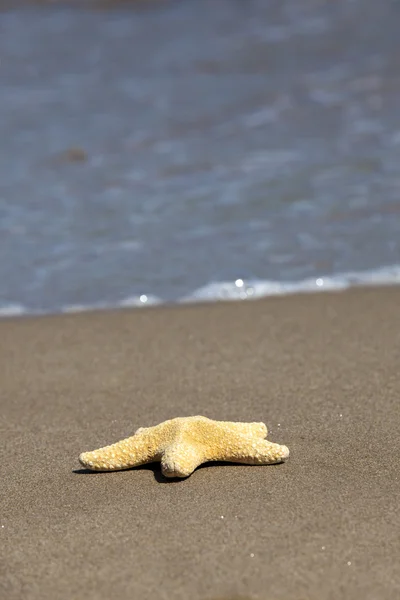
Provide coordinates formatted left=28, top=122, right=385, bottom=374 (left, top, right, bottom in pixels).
left=219, top=421, right=268, bottom=439
left=161, top=443, right=207, bottom=478
left=79, top=429, right=162, bottom=471
left=206, top=437, right=289, bottom=465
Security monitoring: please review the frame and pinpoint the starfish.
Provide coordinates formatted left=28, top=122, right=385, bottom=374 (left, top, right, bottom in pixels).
left=79, top=416, right=289, bottom=478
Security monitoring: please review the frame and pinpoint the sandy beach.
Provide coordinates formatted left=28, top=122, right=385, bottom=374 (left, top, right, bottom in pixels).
left=1, top=287, right=400, bottom=600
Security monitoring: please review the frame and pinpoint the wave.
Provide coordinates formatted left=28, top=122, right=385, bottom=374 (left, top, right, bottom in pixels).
left=1, top=264, right=400, bottom=318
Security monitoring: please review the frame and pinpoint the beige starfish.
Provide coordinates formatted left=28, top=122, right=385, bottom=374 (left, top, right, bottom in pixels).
left=79, top=416, right=289, bottom=478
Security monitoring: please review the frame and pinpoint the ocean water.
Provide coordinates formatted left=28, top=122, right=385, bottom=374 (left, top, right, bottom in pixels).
left=1, top=0, right=400, bottom=316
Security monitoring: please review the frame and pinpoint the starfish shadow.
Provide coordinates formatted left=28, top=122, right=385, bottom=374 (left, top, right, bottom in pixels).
left=73, top=460, right=281, bottom=483
left=73, top=464, right=179, bottom=483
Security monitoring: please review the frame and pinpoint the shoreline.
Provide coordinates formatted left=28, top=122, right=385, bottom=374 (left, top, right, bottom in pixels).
left=1, top=262, right=400, bottom=320
left=2, top=286, right=400, bottom=599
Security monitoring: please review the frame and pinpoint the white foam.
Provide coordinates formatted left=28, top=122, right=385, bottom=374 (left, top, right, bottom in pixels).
left=63, top=293, right=162, bottom=314
left=1, top=265, right=400, bottom=319
left=0, top=303, right=30, bottom=317
left=118, top=294, right=162, bottom=308
left=181, top=265, right=400, bottom=303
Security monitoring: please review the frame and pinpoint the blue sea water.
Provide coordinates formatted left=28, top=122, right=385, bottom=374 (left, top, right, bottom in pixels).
left=1, top=0, right=400, bottom=316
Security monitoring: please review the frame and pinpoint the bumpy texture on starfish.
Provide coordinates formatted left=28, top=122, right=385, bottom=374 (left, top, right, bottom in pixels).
left=79, top=416, right=289, bottom=478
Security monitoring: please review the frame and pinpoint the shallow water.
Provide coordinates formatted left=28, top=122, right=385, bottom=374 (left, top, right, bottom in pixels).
left=1, top=0, right=400, bottom=314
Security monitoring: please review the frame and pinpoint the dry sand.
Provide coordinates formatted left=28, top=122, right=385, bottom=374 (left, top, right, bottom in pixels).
left=1, top=287, right=400, bottom=600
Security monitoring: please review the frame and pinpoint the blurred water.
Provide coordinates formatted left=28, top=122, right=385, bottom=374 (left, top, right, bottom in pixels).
left=1, top=0, right=400, bottom=314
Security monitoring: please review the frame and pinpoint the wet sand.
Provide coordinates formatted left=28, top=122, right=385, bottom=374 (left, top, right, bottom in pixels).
left=1, top=287, right=400, bottom=600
